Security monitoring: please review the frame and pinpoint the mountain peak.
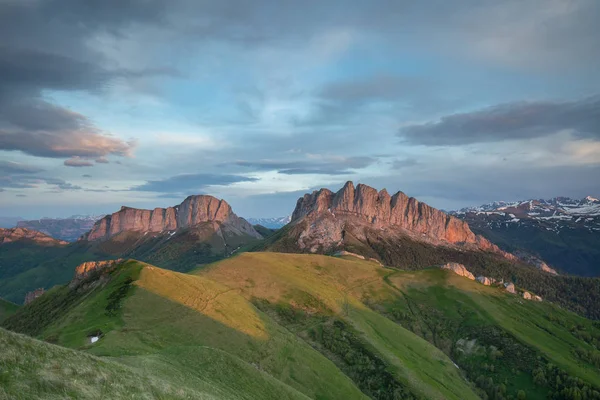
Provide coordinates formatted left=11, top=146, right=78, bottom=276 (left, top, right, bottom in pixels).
left=83, top=194, right=259, bottom=241
left=289, top=181, right=510, bottom=256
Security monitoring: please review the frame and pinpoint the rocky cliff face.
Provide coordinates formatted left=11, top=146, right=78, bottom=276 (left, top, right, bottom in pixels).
left=70, top=259, right=123, bottom=288
left=83, top=195, right=261, bottom=241
left=0, top=228, right=68, bottom=246
left=290, top=182, right=513, bottom=257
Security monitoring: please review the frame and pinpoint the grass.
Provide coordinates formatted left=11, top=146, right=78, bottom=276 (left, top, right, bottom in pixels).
left=0, top=327, right=307, bottom=400
left=381, top=268, right=600, bottom=399
left=4, top=252, right=600, bottom=399
left=0, top=298, right=18, bottom=323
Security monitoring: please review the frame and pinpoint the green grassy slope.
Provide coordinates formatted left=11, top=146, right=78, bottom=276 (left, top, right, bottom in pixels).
left=0, top=226, right=262, bottom=305
left=3, top=259, right=365, bottom=400
left=376, top=269, right=600, bottom=399
left=0, top=327, right=307, bottom=400
left=0, top=241, right=109, bottom=304
left=4, top=253, right=600, bottom=399
left=260, top=227, right=600, bottom=320
left=0, top=298, right=18, bottom=323
left=199, top=253, right=600, bottom=400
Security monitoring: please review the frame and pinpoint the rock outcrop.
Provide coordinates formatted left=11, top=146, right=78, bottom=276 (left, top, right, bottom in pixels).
left=0, top=228, right=68, bottom=246
left=24, top=288, right=45, bottom=305
left=441, top=263, right=475, bottom=280
left=290, top=182, right=514, bottom=257
left=504, top=282, right=516, bottom=294
left=522, top=291, right=532, bottom=300
left=70, top=259, right=123, bottom=288
left=476, top=276, right=496, bottom=286
left=82, top=195, right=261, bottom=241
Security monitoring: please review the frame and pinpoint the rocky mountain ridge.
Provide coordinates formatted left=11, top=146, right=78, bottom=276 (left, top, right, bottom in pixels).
left=289, top=181, right=513, bottom=258
left=0, top=228, right=68, bottom=246
left=82, top=195, right=261, bottom=241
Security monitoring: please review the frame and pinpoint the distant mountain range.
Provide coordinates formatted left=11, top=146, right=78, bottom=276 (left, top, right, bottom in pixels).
left=16, top=215, right=104, bottom=242
left=246, top=216, right=291, bottom=229
left=452, top=196, right=600, bottom=276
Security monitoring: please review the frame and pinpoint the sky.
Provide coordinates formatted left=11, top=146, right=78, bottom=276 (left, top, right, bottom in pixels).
left=1, top=0, right=599, bottom=219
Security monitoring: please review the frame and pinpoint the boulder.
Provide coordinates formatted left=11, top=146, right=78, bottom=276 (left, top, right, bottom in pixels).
left=476, top=276, right=495, bottom=286
left=441, top=263, right=475, bottom=280
left=504, top=282, right=516, bottom=294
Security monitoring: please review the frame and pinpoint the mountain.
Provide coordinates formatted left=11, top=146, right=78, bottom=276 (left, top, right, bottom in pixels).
left=0, top=195, right=263, bottom=304
left=4, top=254, right=600, bottom=399
left=265, top=181, right=515, bottom=261
left=80, top=194, right=263, bottom=271
left=83, top=194, right=260, bottom=241
left=453, top=196, right=600, bottom=276
left=0, top=216, right=23, bottom=228
left=246, top=216, right=291, bottom=229
left=0, top=227, right=68, bottom=246
left=17, top=215, right=102, bottom=242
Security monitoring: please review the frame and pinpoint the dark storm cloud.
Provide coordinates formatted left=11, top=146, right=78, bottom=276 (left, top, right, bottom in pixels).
left=233, top=156, right=376, bottom=175
left=399, top=96, right=600, bottom=146
left=132, top=173, right=258, bottom=193
left=0, top=161, right=44, bottom=175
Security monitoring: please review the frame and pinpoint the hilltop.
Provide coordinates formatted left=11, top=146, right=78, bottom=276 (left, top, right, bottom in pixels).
left=4, top=253, right=600, bottom=399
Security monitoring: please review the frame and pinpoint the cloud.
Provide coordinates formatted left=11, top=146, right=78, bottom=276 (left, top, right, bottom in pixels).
left=392, top=158, right=419, bottom=169
left=95, top=157, right=109, bottom=164
left=399, top=96, right=600, bottom=146
left=64, top=157, right=94, bottom=167
left=15, top=194, right=27, bottom=197
left=0, top=175, right=82, bottom=191
left=233, top=156, right=376, bottom=175
left=82, top=174, right=92, bottom=178
left=0, top=1, right=172, bottom=165
left=132, top=173, right=258, bottom=193
left=0, top=160, right=44, bottom=174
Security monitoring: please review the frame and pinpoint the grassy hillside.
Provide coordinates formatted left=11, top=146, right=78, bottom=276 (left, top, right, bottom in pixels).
left=0, top=241, right=102, bottom=304
left=0, top=327, right=307, bottom=400
left=0, top=225, right=262, bottom=304
left=260, top=227, right=600, bottom=320
left=0, top=298, right=18, bottom=323
left=4, top=253, right=600, bottom=399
